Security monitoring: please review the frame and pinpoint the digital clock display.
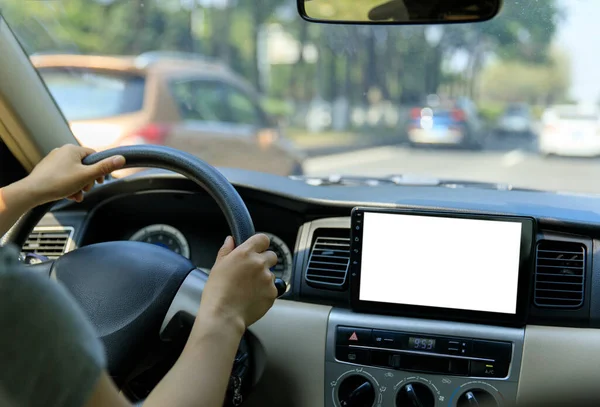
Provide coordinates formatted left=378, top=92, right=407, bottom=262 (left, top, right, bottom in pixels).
left=409, top=337, right=436, bottom=351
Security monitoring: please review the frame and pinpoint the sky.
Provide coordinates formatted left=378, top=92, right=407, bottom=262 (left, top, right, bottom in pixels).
left=556, top=0, right=599, bottom=104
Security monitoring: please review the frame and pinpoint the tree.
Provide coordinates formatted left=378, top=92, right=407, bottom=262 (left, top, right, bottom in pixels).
left=479, top=48, right=571, bottom=105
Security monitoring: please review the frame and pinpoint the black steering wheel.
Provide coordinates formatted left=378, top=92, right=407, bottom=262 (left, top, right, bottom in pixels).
left=4, top=145, right=286, bottom=385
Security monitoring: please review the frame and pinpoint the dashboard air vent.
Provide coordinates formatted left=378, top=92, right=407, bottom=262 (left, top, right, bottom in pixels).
left=22, top=226, right=74, bottom=260
left=534, top=240, right=586, bottom=308
left=305, top=228, right=350, bottom=290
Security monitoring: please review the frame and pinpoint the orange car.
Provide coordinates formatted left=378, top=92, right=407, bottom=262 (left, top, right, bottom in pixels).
left=31, top=51, right=305, bottom=176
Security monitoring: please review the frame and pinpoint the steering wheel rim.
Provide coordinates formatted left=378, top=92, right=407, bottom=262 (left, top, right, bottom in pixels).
left=85, top=145, right=256, bottom=244
left=3, top=145, right=285, bottom=384
left=2, top=145, right=255, bottom=248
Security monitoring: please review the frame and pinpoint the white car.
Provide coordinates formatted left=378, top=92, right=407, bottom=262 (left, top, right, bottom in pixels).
left=539, top=105, right=600, bottom=157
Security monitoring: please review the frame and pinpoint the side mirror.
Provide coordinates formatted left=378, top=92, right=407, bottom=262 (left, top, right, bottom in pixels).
left=298, top=0, right=501, bottom=24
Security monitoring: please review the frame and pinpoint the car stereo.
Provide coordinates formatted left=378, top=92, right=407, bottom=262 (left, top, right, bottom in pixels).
left=335, top=325, right=512, bottom=378
left=349, top=207, right=535, bottom=326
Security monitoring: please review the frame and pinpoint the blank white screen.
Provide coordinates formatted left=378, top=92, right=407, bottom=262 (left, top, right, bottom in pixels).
left=359, top=212, right=523, bottom=314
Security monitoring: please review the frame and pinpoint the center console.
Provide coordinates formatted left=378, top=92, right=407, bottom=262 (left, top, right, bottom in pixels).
left=322, top=207, right=531, bottom=406
left=325, top=309, right=524, bottom=407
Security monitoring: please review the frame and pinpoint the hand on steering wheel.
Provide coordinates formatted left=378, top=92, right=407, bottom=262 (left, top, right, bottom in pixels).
left=193, top=234, right=279, bottom=339
left=5, top=145, right=286, bottom=381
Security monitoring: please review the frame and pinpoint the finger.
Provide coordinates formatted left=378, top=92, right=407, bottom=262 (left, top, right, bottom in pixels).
left=79, top=146, right=97, bottom=158
left=96, top=176, right=105, bottom=184
left=217, top=236, right=235, bottom=260
left=82, top=182, right=94, bottom=192
left=71, top=191, right=84, bottom=202
left=239, top=233, right=270, bottom=253
left=85, top=155, right=126, bottom=179
left=266, top=276, right=278, bottom=300
left=262, top=250, right=278, bottom=269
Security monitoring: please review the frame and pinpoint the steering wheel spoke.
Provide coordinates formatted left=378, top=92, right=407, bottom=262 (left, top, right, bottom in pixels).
left=160, top=268, right=208, bottom=341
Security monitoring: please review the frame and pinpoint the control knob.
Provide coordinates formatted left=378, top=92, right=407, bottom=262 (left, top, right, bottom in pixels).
left=337, top=375, right=376, bottom=407
left=456, top=389, right=499, bottom=407
left=396, top=382, right=435, bottom=407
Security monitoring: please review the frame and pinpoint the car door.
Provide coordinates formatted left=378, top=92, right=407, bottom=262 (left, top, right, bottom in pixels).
left=166, top=79, right=242, bottom=168
left=167, top=78, right=264, bottom=170
left=220, top=84, right=278, bottom=172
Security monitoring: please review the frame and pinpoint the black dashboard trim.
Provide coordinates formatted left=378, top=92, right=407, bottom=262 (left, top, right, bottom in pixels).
left=42, top=169, right=600, bottom=328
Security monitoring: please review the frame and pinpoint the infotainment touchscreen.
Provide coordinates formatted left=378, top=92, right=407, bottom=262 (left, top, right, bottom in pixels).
left=349, top=208, right=535, bottom=325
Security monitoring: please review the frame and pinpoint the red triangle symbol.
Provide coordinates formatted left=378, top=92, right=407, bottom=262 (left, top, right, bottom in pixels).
left=349, top=332, right=358, bottom=341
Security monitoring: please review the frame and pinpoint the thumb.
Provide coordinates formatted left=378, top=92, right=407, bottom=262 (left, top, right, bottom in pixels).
left=86, top=155, right=126, bottom=178
left=217, top=236, right=235, bottom=259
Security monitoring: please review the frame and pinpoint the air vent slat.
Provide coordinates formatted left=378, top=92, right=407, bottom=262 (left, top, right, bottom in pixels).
left=21, top=227, right=74, bottom=260
left=309, top=260, right=348, bottom=267
left=536, top=264, right=583, bottom=269
left=305, top=231, right=350, bottom=291
left=534, top=240, right=586, bottom=309
left=537, top=249, right=584, bottom=255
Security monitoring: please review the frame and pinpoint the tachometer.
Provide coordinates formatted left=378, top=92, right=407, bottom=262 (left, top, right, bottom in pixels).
left=129, top=224, right=190, bottom=258
left=262, top=232, right=293, bottom=289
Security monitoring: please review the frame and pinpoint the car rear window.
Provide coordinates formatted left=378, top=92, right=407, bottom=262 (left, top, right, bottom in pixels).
left=38, top=68, right=145, bottom=121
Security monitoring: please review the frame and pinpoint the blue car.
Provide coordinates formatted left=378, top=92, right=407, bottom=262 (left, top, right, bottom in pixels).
left=406, top=98, right=484, bottom=149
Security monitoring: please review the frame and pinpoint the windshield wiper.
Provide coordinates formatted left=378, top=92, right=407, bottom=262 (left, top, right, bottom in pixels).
left=290, top=174, right=540, bottom=192
left=387, top=176, right=540, bottom=192
left=289, top=175, right=398, bottom=186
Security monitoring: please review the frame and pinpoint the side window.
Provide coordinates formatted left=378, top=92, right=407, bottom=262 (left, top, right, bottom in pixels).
left=224, top=86, right=264, bottom=126
left=171, top=81, right=199, bottom=120
left=194, top=81, right=228, bottom=122
left=171, top=80, right=227, bottom=122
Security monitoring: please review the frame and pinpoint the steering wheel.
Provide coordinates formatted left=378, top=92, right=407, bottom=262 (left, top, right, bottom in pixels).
left=3, top=145, right=286, bottom=388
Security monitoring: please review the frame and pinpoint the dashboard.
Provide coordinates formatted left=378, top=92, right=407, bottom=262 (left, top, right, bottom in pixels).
left=76, top=191, right=299, bottom=286
left=24, top=168, right=600, bottom=407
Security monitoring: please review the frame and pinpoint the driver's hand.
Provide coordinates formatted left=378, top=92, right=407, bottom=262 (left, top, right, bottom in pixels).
left=23, top=144, right=125, bottom=205
left=195, top=234, right=278, bottom=337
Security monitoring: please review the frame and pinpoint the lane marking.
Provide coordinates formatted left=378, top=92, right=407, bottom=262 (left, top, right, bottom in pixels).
left=304, top=146, right=402, bottom=173
left=501, top=149, right=526, bottom=167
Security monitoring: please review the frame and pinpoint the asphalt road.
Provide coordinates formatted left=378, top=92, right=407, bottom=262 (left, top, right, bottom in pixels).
left=304, top=135, right=600, bottom=195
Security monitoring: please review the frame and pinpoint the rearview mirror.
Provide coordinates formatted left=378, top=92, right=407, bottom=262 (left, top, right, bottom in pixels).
left=298, top=0, right=501, bottom=24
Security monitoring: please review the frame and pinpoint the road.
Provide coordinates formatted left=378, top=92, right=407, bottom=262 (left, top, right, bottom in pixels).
left=304, top=136, right=600, bottom=194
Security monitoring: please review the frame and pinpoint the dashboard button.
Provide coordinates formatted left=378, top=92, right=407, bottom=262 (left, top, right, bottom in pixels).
left=446, top=339, right=471, bottom=356
left=337, top=327, right=372, bottom=346
left=372, top=330, right=401, bottom=348
left=472, top=340, right=511, bottom=361
left=470, top=361, right=509, bottom=378
left=389, top=354, right=402, bottom=369
left=336, top=346, right=370, bottom=365
left=448, top=359, right=469, bottom=375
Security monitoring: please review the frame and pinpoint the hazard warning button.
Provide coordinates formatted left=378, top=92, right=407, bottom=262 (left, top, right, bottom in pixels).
left=337, top=327, right=372, bottom=346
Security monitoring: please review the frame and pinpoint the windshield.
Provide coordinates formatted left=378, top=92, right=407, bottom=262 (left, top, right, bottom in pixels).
left=1, top=0, right=598, bottom=194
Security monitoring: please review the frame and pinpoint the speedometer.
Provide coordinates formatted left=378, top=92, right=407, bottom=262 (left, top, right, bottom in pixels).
left=129, top=224, right=190, bottom=258
left=262, top=232, right=293, bottom=289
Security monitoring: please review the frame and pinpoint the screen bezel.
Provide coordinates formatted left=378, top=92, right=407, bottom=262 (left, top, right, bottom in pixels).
left=349, top=207, right=536, bottom=326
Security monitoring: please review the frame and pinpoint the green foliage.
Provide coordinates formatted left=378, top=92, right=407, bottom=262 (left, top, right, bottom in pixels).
left=0, top=0, right=565, bottom=107
left=478, top=101, right=505, bottom=123
left=480, top=48, right=570, bottom=105
left=261, top=96, right=293, bottom=118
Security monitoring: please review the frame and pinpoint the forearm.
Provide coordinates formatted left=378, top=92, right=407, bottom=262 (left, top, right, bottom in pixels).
left=0, top=180, right=39, bottom=237
left=144, top=317, right=244, bottom=407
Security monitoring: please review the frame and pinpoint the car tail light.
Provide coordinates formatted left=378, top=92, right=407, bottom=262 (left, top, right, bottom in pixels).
left=257, top=128, right=279, bottom=149
left=120, top=123, right=171, bottom=146
left=452, top=109, right=466, bottom=122
left=410, top=108, right=422, bottom=120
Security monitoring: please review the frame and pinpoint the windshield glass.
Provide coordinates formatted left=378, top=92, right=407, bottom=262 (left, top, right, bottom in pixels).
left=1, top=0, right=598, bottom=194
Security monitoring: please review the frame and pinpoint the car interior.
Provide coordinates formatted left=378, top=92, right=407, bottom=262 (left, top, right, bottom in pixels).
left=2, top=0, right=600, bottom=406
